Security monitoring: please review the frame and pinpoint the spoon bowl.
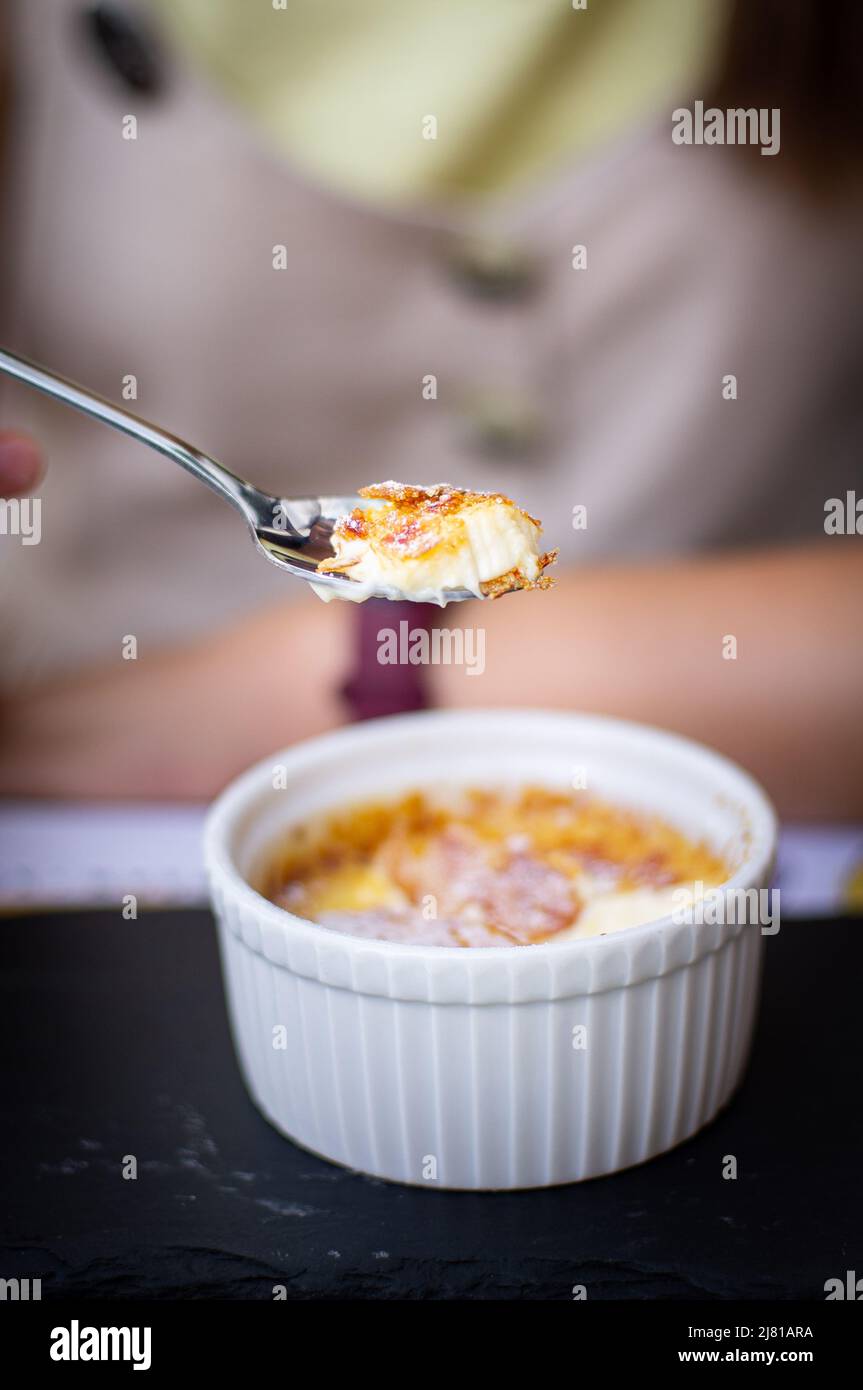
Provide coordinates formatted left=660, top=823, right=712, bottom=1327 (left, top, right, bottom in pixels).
left=0, top=347, right=477, bottom=604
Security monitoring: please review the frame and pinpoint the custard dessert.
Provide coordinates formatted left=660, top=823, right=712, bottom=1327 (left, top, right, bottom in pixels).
left=315, top=482, right=557, bottom=604
left=266, top=787, right=729, bottom=946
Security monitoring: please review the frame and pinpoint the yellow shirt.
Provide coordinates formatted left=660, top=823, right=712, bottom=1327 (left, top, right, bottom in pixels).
left=156, top=0, right=727, bottom=204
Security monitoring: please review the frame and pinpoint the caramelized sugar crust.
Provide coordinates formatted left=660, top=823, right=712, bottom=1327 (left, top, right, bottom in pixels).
left=480, top=562, right=555, bottom=598
left=359, top=481, right=533, bottom=515
left=318, top=481, right=557, bottom=593
left=267, top=787, right=729, bottom=947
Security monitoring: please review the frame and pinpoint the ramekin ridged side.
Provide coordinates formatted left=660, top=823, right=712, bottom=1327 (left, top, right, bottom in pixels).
left=205, top=710, right=776, bottom=1190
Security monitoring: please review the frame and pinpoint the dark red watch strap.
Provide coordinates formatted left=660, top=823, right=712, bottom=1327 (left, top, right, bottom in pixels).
left=341, top=599, right=438, bottom=721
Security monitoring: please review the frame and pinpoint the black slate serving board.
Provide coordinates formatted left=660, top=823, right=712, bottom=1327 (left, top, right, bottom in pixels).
left=0, top=911, right=859, bottom=1300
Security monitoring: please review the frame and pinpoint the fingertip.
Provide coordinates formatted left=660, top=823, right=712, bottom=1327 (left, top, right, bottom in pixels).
left=0, top=432, right=44, bottom=495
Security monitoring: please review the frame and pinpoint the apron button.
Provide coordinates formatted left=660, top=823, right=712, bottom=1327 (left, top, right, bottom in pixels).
left=446, top=238, right=538, bottom=303
left=82, top=3, right=166, bottom=96
left=458, top=391, right=544, bottom=460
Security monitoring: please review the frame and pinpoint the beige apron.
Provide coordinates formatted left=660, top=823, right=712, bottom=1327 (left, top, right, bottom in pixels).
left=2, top=0, right=861, bottom=688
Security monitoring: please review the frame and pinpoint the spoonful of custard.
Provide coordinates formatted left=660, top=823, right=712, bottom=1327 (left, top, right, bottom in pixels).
left=0, top=347, right=556, bottom=605
left=314, top=481, right=556, bottom=604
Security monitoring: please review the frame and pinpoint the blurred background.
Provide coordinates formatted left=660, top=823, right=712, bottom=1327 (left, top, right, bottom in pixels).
left=1, top=0, right=861, bottom=911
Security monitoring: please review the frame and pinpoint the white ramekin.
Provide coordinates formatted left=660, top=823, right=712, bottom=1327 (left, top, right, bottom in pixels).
left=204, top=710, right=777, bottom=1190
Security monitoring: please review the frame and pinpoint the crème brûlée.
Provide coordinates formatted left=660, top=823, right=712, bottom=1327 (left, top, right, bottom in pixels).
left=315, top=482, right=557, bottom=604
left=266, top=788, right=730, bottom=947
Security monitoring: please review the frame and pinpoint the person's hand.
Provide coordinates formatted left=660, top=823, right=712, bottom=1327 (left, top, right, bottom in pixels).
left=0, top=431, right=43, bottom=496
left=0, top=595, right=352, bottom=799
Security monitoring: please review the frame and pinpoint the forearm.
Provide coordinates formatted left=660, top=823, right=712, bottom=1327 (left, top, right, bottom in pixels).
left=430, top=543, right=863, bottom=820
left=4, top=545, right=860, bottom=816
left=0, top=598, right=352, bottom=799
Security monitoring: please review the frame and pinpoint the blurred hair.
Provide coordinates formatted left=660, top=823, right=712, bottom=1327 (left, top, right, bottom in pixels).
left=714, top=0, right=863, bottom=194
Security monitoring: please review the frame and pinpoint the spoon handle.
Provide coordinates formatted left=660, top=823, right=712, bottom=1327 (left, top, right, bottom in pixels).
left=0, top=345, right=268, bottom=523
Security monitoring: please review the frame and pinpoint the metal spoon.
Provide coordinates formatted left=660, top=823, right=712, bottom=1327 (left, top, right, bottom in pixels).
left=0, top=346, right=475, bottom=602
